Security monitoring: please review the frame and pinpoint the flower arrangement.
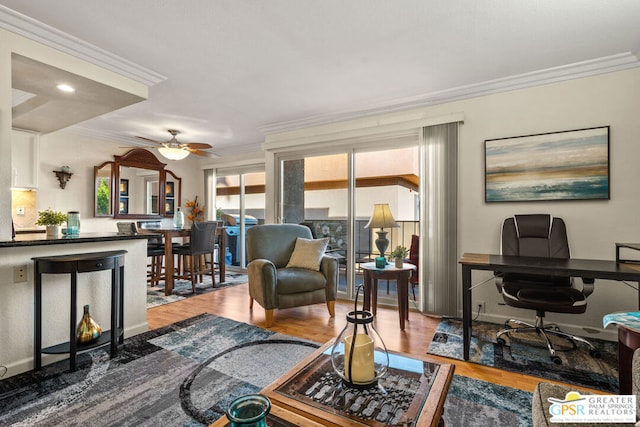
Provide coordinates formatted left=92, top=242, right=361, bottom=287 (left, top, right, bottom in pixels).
left=186, top=196, right=205, bottom=223
left=35, top=208, right=67, bottom=226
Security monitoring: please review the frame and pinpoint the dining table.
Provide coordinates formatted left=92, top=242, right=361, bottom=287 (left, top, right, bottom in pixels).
left=138, top=225, right=226, bottom=296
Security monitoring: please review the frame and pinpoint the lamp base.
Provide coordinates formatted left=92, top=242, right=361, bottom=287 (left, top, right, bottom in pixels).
left=375, top=230, right=389, bottom=258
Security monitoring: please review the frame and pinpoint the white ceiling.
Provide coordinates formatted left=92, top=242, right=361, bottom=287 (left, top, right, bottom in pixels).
left=1, top=0, right=639, bottom=158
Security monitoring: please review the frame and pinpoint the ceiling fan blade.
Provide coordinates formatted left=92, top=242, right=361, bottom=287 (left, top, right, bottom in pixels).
left=187, top=148, right=212, bottom=157
left=136, top=136, right=163, bottom=144
left=183, top=142, right=212, bottom=149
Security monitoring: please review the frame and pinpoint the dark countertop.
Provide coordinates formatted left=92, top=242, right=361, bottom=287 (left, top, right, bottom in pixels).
left=0, top=232, right=155, bottom=248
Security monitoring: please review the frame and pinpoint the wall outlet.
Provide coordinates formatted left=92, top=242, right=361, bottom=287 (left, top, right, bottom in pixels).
left=14, top=265, right=27, bottom=282
left=477, top=301, right=486, bottom=313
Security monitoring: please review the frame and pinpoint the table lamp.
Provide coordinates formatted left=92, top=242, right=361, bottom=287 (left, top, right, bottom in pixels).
left=364, top=203, right=399, bottom=259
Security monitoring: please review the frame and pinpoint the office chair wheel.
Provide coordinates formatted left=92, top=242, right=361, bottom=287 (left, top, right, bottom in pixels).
left=589, top=349, right=602, bottom=359
left=551, top=355, right=562, bottom=365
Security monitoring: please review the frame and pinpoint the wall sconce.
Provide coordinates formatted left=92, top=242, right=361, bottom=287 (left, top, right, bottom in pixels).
left=53, top=170, right=73, bottom=189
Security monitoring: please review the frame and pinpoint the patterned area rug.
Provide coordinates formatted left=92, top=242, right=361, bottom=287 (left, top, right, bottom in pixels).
left=146, top=272, right=248, bottom=308
left=0, top=314, right=535, bottom=426
left=444, top=375, right=532, bottom=427
left=428, top=318, right=618, bottom=393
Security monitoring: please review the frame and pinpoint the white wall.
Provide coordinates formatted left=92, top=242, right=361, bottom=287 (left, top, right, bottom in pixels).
left=34, top=131, right=206, bottom=232
left=452, top=68, right=640, bottom=340
left=264, top=67, right=640, bottom=341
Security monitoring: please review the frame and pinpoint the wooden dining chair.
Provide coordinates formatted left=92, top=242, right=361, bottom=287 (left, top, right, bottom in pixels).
left=173, top=221, right=218, bottom=292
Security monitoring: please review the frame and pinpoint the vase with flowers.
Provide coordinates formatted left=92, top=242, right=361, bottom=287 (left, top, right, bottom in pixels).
left=186, top=196, right=205, bottom=223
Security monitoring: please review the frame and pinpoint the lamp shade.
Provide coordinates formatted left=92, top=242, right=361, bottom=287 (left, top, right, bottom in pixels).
left=364, top=204, right=399, bottom=229
left=158, top=146, right=190, bottom=160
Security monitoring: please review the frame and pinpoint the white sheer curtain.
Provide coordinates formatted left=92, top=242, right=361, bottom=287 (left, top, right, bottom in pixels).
left=421, top=122, right=459, bottom=316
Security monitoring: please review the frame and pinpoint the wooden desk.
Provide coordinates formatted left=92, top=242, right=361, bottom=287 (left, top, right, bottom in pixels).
left=460, top=253, right=640, bottom=361
left=360, top=262, right=416, bottom=331
left=139, top=226, right=226, bottom=296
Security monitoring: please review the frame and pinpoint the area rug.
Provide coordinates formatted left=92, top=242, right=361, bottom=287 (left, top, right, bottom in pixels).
left=0, top=313, right=533, bottom=426
left=146, top=272, right=248, bottom=308
left=443, top=375, right=531, bottom=427
left=428, top=318, right=619, bottom=393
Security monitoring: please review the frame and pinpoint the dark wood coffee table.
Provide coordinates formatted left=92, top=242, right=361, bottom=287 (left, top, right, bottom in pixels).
left=259, top=340, right=454, bottom=427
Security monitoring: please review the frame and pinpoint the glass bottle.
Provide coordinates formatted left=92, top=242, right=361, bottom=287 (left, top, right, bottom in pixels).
left=76, top=304, right=102, bottom=344
left=67, top=211, right=80, bottom=235
left=173, top=206, right=184, bottom=228
left=225, top=394, right=271, bottom=427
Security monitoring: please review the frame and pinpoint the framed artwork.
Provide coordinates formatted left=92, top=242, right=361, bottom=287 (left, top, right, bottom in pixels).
left=166, top=181, right=175, bottom=197
left=119, top=178, right=129, bottom=196
left=485, top=126, right=610, bottom=202
left=119, top=197, right=129, bottom=214
left=165, top=199, right=175, bottom=215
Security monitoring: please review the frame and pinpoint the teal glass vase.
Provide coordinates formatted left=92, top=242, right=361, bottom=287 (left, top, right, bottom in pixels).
left=225, top=394, right=270, bottom=427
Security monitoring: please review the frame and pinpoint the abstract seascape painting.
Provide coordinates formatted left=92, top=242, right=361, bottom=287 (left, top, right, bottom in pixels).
left=485, top=126, right=609, bottom=202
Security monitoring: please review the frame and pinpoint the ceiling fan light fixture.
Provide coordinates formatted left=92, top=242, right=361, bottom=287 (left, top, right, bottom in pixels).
left=157, top=146, right=189, bottom=160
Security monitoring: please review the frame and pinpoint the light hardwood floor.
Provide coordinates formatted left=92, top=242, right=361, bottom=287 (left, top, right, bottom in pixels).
left=146, top=283, right=602, bottom=394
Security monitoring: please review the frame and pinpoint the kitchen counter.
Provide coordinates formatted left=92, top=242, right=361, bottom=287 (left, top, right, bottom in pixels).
left=0, top=232, right=153, bottom=248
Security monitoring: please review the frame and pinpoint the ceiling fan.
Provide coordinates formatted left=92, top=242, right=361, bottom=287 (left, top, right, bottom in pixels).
left=136, top=129, right=212, bottom=160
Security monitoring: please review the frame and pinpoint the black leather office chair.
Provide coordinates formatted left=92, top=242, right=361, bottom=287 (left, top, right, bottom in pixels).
left=495, top=214, right=600, bottom=364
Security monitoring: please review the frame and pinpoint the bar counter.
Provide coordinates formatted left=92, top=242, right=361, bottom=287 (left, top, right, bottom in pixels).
left=1, top=232, right=152, bottom=248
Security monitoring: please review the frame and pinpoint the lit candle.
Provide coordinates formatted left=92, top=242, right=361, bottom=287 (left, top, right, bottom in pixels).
left=344, top=333, right=375, bottom=383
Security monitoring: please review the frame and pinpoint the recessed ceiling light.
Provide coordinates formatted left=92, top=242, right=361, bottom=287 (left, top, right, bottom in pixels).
left=56, top=83, right=75, bottom=93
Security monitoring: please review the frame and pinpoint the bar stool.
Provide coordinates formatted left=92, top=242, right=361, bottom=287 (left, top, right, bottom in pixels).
left=32, top=250, right=126, bottom=372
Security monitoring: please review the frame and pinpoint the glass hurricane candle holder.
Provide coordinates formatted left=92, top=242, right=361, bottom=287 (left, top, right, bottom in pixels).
left=330, top=286, right=389, bottom=389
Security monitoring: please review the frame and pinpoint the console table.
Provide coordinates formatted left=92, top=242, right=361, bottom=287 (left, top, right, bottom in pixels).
left=33, top=250, right=126, bottom=371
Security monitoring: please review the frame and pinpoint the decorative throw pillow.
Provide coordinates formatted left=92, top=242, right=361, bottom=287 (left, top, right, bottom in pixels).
left=286, top=237, right=329, bottom=271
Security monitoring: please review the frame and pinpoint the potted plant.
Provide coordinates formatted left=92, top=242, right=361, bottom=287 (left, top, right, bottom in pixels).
left=389, top=245, right=409, bottom=268
left=36, top=208, right=67, bottom=237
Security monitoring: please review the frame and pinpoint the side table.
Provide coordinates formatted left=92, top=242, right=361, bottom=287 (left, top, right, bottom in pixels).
left=33, top=250, right=126, bottom=372
left=603, top=311, right=640, bottom=394
left=360, top=262, right=416, bottom=330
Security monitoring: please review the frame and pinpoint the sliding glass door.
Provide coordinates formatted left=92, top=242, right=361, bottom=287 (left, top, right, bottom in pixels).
left=216, top=171, right=265, bottom=269
left=279, top=142, right=420, bottom=304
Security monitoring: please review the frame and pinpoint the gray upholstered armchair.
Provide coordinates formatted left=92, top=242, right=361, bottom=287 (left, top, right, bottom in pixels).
left=246, top=224, right=339, bottom=327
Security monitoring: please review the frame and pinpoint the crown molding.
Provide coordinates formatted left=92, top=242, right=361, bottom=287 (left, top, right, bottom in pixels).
left=0, top=5, right=166, bottom=86
left=259, top=52, right=639, bottom=136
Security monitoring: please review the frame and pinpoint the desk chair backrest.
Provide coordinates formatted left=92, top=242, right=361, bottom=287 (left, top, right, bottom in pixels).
left=500, top=214, right=570, bottom=286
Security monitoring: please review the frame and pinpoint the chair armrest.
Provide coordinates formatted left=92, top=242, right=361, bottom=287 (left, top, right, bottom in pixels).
left=320, top=255, right=339, bottom=301
left=247, top=259, right=278, bottom=309
left=581, top=277, right=595, bottom=298
left=494, top=273, right=504, bottom=294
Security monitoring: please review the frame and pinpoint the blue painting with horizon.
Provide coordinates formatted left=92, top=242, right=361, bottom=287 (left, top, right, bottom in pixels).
left=485, top=126, right=609, bottom=202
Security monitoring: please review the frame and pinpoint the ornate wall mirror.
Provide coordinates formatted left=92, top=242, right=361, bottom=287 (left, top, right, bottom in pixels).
left=94, top=149, right=181, bottom=218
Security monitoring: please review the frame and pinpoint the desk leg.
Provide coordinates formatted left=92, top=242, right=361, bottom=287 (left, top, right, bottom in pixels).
left=462, top=265, right=472, bottom=361
left=164, top=235, right=174, bottom=296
